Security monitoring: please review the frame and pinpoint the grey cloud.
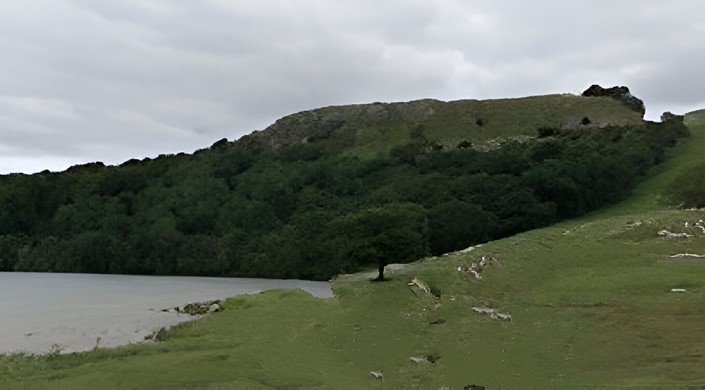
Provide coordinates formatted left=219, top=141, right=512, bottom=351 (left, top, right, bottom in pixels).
left=0, top=0, right=704, bottom=173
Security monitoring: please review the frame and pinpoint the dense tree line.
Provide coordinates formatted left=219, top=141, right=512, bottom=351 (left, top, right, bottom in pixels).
left=0, top=118, right=688, bottom=280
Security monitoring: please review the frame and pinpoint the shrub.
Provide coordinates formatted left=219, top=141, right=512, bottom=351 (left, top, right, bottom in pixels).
left=430, top=286, right=442, bottom=298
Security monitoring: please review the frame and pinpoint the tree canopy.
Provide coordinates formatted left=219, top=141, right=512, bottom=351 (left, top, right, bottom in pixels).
left=0, top=117, right=688, bottom=280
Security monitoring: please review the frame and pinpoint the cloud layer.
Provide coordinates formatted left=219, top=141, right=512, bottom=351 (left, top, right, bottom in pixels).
left=1, top=0, right=703, bottom=173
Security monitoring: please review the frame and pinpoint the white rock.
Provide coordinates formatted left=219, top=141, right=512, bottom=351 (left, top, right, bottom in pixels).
left=370, top=371, right=383, bottom=379
left=658, top=230, right=692, bottom=238
left=495, top=312, right=513, bottom=321
left=472, top=307, right=495, bottom=314
left=408, top=278, right=430, bottom=294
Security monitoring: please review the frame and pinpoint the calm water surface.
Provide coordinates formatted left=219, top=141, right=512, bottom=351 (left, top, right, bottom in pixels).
left=0, top=272, right=332, bottom=355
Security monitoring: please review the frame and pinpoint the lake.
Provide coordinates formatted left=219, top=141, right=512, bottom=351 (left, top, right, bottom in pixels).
left=0, top=272, right=332, bottom=355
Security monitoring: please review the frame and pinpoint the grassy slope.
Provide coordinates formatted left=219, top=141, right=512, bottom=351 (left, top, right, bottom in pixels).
left=421, top=94, right=643, bottom=146
left=3, top=113, right=704, bottom=389
left=263, top=94, right=643, bottom=157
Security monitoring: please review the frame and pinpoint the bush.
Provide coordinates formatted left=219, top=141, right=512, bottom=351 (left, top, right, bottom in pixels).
left=537, top=127, right=557, bottom=138
left=425, top=352, right=441, bottom=364
left=429, top=286, right=442, bottom=299
left=457, top=140, right=473, bottom=149
left=661, top=111, right=684, bottom=123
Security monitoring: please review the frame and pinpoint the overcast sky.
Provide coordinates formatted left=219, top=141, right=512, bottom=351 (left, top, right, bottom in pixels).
left=1, top=0, right=704, bottom=174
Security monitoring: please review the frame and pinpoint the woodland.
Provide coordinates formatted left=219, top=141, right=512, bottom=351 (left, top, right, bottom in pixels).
left=0, top=114, right=688, bottom=280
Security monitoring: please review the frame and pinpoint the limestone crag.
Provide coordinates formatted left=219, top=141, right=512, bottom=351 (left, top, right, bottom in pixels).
left=247, top=99, right=438, bottom=150
left=582, top=84, right=646, bottom=117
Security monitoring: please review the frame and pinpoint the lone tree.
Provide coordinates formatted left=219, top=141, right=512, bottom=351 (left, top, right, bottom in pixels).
left=333, top=203, right=429, bottom=281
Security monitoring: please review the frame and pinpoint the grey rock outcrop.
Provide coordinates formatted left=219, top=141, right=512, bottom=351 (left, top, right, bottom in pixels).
left=582, top=84, right=645, bottom=117
left=246, top=99, right=438, bottom=150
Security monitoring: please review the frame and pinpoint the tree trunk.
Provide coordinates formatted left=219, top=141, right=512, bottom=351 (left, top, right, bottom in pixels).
left=377, top=261, right=385, bottom=281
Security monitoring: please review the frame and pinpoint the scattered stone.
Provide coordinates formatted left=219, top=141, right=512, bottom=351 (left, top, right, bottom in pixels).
left=370, top=370, right=384, bottom=380
left=493, top=312, right=513, bottom=322
left=458, top=255, right=497, bottom=280
left=472, top=306, right=495, bottom=315
left=166, top=300, right=223, bottom=316
left=658, top=230, right=692, bottom=238
left=669, top=253, right=705, bottom=258
left=473, top=306, right=512, bottom=322
left=408, top=277, right=431, bottom=294
left=410, top=356, right=428, bottom=364
left=695, top=220, right=705, bottom=234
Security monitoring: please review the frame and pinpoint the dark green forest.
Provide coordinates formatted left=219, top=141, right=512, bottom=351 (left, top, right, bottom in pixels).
left=0, top=117, right=688, bottom=280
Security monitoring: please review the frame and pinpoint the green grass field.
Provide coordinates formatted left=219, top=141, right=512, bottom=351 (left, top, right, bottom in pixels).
left=2, top=112, right=704, bottom=389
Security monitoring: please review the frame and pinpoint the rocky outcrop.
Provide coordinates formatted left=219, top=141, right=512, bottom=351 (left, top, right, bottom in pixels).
left=163, top=300, right=222, bottom=316
left=243, top=99, right=438, bottom=150
left=582, top=84, right=645, bottom=117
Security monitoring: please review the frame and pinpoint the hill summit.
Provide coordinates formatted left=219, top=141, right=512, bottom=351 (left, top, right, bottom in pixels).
left=237, top=88, right=644, bottom=154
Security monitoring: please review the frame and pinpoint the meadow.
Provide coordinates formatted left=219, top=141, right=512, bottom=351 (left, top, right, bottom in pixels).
left=2, top=112, right=704, bottom=389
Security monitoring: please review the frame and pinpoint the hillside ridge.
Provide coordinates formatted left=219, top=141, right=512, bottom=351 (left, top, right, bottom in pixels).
left=236, top=91, right=645, bottom=154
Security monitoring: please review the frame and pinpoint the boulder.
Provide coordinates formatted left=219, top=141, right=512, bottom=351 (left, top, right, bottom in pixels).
left=370, top=370, right=383, bottom=379
left=208, top=303, right=220, bottom=313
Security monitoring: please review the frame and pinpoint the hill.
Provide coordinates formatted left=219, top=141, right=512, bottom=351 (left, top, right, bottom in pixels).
left=1, top=110, right=703, bottom=387
left=239, top=93, right=644, bottom=154
left=0, top=88, right=685, bottom=280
